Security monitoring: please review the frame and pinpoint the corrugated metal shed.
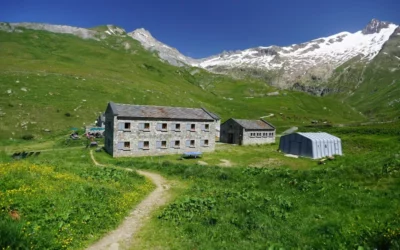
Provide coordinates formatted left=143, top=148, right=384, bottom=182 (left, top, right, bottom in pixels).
left=106, top=102, right=216, bottom=121
left=279, top=132, right=342, bottom=159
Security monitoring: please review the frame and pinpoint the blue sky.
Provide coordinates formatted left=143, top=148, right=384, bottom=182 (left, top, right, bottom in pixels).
left=2, top=0, right=399, bottom=58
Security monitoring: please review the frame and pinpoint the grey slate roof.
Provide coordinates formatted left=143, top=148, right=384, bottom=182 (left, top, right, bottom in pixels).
left=108, top=102, right=216, bottom=121
left=233, top=119, right=275, bottom=130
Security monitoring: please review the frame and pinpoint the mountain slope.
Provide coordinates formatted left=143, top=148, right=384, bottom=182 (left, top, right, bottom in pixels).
left=0, top=24, right=364, bottom=139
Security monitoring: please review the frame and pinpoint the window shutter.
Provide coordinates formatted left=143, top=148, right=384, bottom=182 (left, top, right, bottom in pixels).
left=170, top=123, right=175, bottom=131
left=156, top=123, right=162, bottom=131
left=156, top=141, right=161, bottom=149
left=200, top=140, right=204, bottom=147
left=138, top=123, right=144, bottom=131
left=118, top=123, right=124, bottom=131
left=138, top=141, right=144, bottom=149
left=118, top=142, right=124, bottom=150
left=201, top=124, right=205, bottom=131
left=186, top=123, right=191, bottom=131
left=186, top=140, right=190, bottom=147
left=170, top=141, right=175, bottom=148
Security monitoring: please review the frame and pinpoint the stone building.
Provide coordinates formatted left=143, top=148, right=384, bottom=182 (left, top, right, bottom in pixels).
left=104, top=102, right=218, bottom=157
left=220, top=118, right=276, bottom=145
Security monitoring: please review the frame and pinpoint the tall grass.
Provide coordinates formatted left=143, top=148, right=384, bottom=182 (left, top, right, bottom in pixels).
left=0, top=149, right=154, bottom=249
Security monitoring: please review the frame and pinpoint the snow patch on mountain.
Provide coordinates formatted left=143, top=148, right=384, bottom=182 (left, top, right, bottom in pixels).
left=198, top=24, right=397, bottom=72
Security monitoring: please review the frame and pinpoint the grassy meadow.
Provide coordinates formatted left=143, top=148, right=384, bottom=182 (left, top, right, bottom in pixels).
left=0, top=148, right=154, bottom=249
left=91, top=123, right=400, bottom=249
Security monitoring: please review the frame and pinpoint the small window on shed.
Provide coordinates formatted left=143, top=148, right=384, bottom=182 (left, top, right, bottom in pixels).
left=162, top=123, right=167, bottom=130
left=161, top=141, right=167, bottom=148
left=124, top=141, right=130, bottom=150
left=191, top=124, right=196, bottom=131
left=144, top=123, right=150, bottom=131
left=124, top=123, right=131, bottom=130
left=175, top=123, right=181, bottom=131
left=175, top=140, right=180, bottom=148
left=203, top=139, right=209, bottom=147
left=143, top=141, right=149, bottom=149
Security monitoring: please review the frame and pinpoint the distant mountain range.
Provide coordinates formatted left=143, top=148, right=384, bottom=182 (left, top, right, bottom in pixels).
left=2, top=19, right=399, bottom=91
left=1, top=19, right=399, bottom=120
left=130, top=19, right=399, bottom=90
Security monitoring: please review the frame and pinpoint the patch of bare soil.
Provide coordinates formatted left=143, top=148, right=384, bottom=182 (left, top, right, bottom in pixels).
left=249, top=158, right=283, bottom=168
left=218, top=159, right=232, bottom=167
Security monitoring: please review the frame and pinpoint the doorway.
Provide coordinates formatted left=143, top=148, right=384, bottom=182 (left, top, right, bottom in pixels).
left=228, top=133, right=234, bottom=144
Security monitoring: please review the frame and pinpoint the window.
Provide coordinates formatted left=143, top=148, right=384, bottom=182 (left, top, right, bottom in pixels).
left=171, top=140, right=180, bottom=148
left=202, top=139, right=209, bottom=147
left=157, top=140, right=167, bottom=149
left=138, top=123, right=150, bottom=131
left=118, top=122, right=131, bottom=131
left=202, top=124, right=210, bottom=132
left=186, top=140, right=195, bottom=148
left=157, top=123, right=168, bottom=131
left=257, top=133, right=261, bottom=138
left=118, top=141, right=130, bottom=150
left=175, top=123, right=181, bottom=131
left=269, top=132, right=274, bottom=138
left=186, top=123, right=196, bottom=131
left=138, top=141, right=149, bottom=150
left=250, top=133, right=255, bottom=138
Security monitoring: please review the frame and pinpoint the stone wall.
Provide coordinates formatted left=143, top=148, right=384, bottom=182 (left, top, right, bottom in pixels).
left=108, top=118, right=215, bottom=157
left=220, top=119, right=244, bottom=145
left=242, top=130, right=275, bottom=145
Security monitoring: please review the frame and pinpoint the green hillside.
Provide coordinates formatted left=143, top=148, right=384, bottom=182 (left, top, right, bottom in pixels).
left=328, top=29, right=400, bottom=120
left=0, top=26, right=365, bottom=139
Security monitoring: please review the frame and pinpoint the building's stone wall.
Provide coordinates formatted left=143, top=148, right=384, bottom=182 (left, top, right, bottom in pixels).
left=220, top=119, right=244, bottom=145
left=107, top=118, right=215, bottom=157
left=104, top=113, right=115, bottom=155
left=242, top=130, right=275, bottom=145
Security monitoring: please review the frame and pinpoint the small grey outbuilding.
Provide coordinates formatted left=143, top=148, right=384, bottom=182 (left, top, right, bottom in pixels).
left=279, top=132, right=342, bottom=159
left=220, top=119, right=276, bottom=145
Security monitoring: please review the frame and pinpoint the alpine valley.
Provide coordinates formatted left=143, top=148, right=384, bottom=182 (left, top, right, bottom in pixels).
left=0, top=19, right=399, bottom=139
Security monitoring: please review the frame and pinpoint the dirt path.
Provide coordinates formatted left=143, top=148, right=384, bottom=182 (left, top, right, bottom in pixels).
left=87, top=150, right=171, bottom=250
left=218, top=159, right=232, bottom=167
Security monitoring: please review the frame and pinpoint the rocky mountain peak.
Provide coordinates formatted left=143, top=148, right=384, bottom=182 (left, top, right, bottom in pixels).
left=362, top=18, right=391, bottom=35
left=105, top=25, right=126, bottom=35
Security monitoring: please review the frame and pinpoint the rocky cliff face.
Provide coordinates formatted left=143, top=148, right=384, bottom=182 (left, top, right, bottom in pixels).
left=128, top=28, right=198, bottom=66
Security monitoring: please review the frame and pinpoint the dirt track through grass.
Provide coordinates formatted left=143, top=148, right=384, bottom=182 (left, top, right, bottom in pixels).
left=87, top=150, right=171, bottom=250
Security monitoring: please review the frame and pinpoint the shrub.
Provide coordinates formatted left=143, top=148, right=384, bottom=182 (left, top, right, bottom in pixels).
left=64, top=112, right=71, bottom=117
left=21, top=134, right=34, bottom=140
